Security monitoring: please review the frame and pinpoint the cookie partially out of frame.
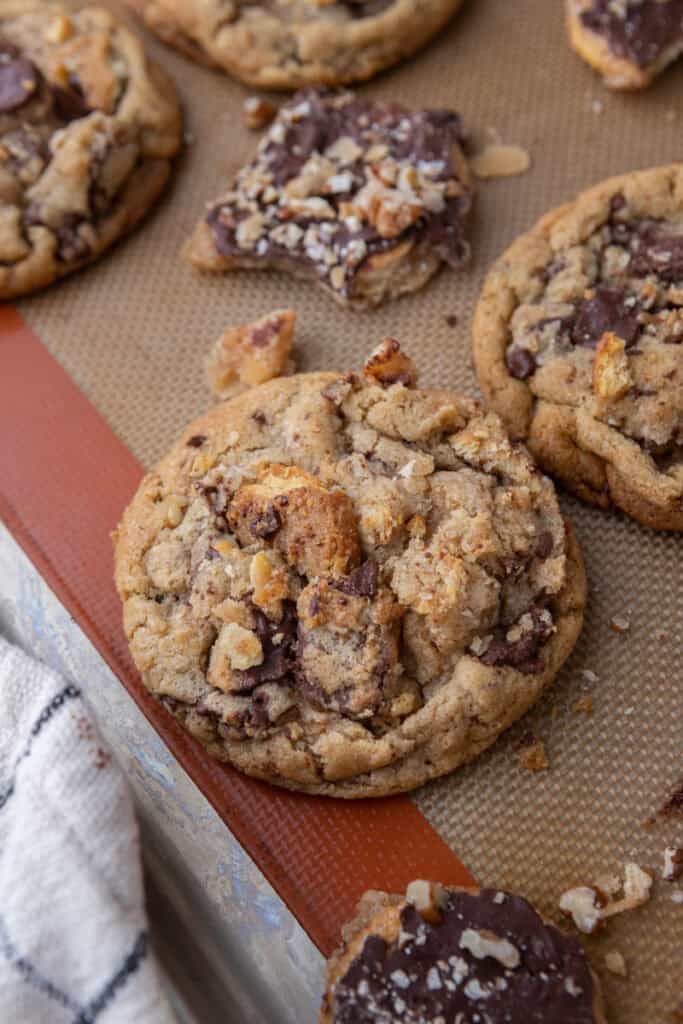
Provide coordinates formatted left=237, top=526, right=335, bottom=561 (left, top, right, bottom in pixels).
left=322, top=881, right=607, bottom=1023
left=0, top=3, right=182, bottom=300
left=474, top=165, right=683, bottom=531
left=185, top=88, right=473, bottom=309
left=566, top=0, right=683, bottom=90
left=114, top=341, right=585, bottom=798
left=125, top=0, right=467, bottom=91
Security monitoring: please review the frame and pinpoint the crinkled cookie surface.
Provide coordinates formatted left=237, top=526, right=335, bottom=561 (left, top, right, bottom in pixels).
left=0, top=2, right=181, bottom=298
left=126, top=0, right=466, bottom=90
left=114, top=344, right=586, bottom=797
left=474, top=165, right=683, bottom=530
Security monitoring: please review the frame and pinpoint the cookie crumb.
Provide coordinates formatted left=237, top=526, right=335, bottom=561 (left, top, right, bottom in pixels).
left=470, top=143, right=531, bottom=180
left=363, top=339, right=418, bottom=388
left=663, top=847, right=683, bottom=882
left=560, top=863, right=652, bottom=933
left=572, top=696, right=594, bottom=715
left=518, top=734, right=549, bottom=773
left=604, top=951, right=627, bottom=976
left=444, top=314, right=458, bottom=327
left=671, top=890, right=683, bottom=905
left=206, top=309, right=296, bottom=399
left=242, top=95, right=277, bottom=130
left=609, top=615, right=630, bottom=633
left=581, top=669, right=599, bottom=684
left=591, top=99, right=604, bottom=115
left=658, top=778, right=683, bottom=820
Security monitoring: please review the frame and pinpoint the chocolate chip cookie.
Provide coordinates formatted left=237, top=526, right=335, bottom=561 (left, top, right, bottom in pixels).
left=321, top=881, right=607, bottom=1022
left=474, top=165, right=683, bottom=531
left=0, top=3, right=182, bottom=299
left=114, top=341, right=586, bottom=798
left=567, top=0, right=683, bottom=89
left=125, top=0, right=466, bottom=90
left=185, top=88, right=473, bottom=309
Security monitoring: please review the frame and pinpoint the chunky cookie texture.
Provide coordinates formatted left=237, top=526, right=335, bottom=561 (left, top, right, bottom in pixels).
left=0, top=3, right=181, bottom=299
left=474, top=165, right=683, bottom=531
left=185, top=88, right=473, bottom=309
left=114, top=341, right=585, bottom=797
left=125, top=0, right=466, bottom=91
left=321, top=883, right=607, bottom=1023
left=567, top=0, right=683, bottom=89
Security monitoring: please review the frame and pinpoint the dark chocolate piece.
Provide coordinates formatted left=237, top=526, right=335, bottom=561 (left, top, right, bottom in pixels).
left=332, top=888, right=597, bottom=1023
left=581, top=0, right=683, bottom=69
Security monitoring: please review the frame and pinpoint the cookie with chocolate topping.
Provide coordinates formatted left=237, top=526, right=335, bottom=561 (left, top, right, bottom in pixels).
left=185, top=88, right=473, bottom=309
left=474, top=165, right=683, bottom=531
left=114, top=340, right=585, bottom=797
left=0, top=3, right=181, bottom=299
left=567, top=0, right=683, bottom=89
left=125, top=0, right=466, bottom=90
left=322, top=881, right=607, bottom=1022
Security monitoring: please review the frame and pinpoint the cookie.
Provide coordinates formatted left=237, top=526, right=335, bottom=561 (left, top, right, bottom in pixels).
left=566, top=0, right=683, bottom=89
left=0, top=3, right=182, bottom=299
left=321, top=881, right=607, bottom=1023
left=473, top=165, right=683, bottom=531
left=185, top=88, right=473, bottom=309
left=114, top=340, right=586, bottom=798
left=125, top=0, right=466, bottom=91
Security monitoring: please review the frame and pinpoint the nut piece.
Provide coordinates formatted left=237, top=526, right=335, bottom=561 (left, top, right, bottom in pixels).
left=363, top=339, right=418, bottom=388
left=242, top=95, right=277, bottom=131
left=249, top=550, right=290, bottom=619
left=206, top=309, right=296, bottom=400
left=459, top=927, right=521, bottom=969
left=663, top=847, right=683, bottom=882
left=208, top=622, right=263, bottom=692
left=609, top=615, right=630, bottom=634
left=560, top=862, right=653, bottom=934
left=604, top=951, right=627, bottom=977
left=470, top=143, right=531, bottom=179
left=518, top=735, right=549, bottom=772
left=559, top=886, right=603, bottom=934
left=405, top=879, right=447, bottom=924
left=45, top=13, right=74, bottom=43
left=592, top=332, right=633, bottom=401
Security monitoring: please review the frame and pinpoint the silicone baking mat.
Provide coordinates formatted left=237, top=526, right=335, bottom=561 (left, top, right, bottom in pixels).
left=3, top=0, right=682, bottom=1020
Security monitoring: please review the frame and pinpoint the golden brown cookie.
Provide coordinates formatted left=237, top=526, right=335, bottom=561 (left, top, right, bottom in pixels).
left=566, top=0, right=683, bottom=90
left=114, top=341, right=586, bottom=798
left=185, top=87, right=473, bottom=309
left=0, top=3, right=181, bottom=299
left=125, top=0, right=467, bottom=91
left=322, top=881, right=607, bottom=1022
left=473, top=165, right=683, bottom=531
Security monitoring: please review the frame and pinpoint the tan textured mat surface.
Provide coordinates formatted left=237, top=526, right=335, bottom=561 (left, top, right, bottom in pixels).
left=19, top=1, right=682, bottom=1020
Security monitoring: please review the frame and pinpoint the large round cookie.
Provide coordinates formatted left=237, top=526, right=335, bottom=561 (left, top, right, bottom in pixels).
left=125, top=0, right=466, bottom=90
left=566, top=0, right=683, bottom=90
left=474, top=165, right=683, bottom=531
left=114, top=342, right=586, bottom=798
left=0, top=3, right=182, bottom=299
left=322, top=882, right=607, bottom=1022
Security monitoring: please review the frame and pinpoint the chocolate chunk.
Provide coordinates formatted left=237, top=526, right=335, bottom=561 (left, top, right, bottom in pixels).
left=249, top=503, right=281, bottom=538
left=535, top=530, right=554, bottom=559
left=0, top=56, right=40, bottom=112
left=581, top=0, right=683, bottom=69
left=186, top=434, right=207, bottom=447
left=630, top=225, right=683, bottom=283
left=444, top=313, right=458, bottom=327
left=480, top=605, right=553, bottom=675
left=571, top=287, right=640, bottom=348
left=234, top=601, right=298, bottom=690
left=506, top=346, right=536, bottom=379
left=333, top=889, right=596, bottom=1023
left=52, top=77, right=91, bottom=123
left=332, top=559, right=379, bottom=598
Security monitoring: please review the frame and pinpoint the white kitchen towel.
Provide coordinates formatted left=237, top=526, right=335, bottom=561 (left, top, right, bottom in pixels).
left=0, top=635, right=174, bottom=1024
